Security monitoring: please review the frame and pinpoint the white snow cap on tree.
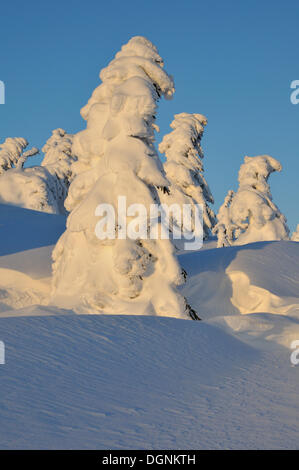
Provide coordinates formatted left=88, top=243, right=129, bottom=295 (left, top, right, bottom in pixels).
left=291, top=224, right=299, bottom=242
left=51, top=36, right=198, bottom=320
left=0, top=136, right=62, bottom=214
left=42, top=128, right=77, bottom=213
left=218, top=155, right=290, bottom=246
left=159, top=112, right=215, bottom=241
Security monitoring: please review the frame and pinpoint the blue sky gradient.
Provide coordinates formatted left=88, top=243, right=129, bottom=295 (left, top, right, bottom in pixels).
left=0, top=0, right=298, bottom=230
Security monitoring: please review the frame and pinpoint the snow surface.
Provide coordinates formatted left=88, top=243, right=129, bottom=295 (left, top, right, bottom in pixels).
left=0, top=204, right=299, bottom=449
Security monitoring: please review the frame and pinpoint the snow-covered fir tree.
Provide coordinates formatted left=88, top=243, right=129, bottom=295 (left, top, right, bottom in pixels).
left=291, top=224, right=299, bottom=241
left=0, top=137, right=39, bottom=174
left=221, top=155, right=290, bottom=245
left=159, top=113, right=215, bottom=241
left=42, top=128, right=77, bottom=213
left=51, top=36, right=199, bottom=320
left=0, top=136, right=61, bottom=214
left=213, top=190, right=235, bottom=247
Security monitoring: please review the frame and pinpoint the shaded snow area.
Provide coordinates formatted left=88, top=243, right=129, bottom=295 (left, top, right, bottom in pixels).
left=0, top=204, right=299, bottom=449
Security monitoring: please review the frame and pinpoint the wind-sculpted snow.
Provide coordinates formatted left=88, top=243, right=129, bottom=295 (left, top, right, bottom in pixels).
left=0, top=136, right=67, bottom=214
left=0, top=166, right=64, bottom=214
left=159, top=113, right=215, bottom=241
left=51, top=37, right=197, bottom=319
left=0, top=313, right=298, bottom=449
left=181, top=240, right=299, bottom=343
left=214, top=155, right=290, bottom=246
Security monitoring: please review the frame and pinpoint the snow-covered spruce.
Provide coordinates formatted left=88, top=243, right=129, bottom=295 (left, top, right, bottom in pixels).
left=213, top=190, right=235, bottom=247
left=42, top=128, right=77, bottom=213
left=0, top=137, right=39, bottom=174
left=291, top=224, right=299, bottom=242
left=216, top=155, right=289, bottom=246
left=51, top=36, right=199, bottom=320
left=0, top=136, right=61, bottom=214
left=159, top=113, right=215, bottom=242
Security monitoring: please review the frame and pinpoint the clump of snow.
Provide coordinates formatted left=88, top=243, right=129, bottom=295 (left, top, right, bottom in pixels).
left=214, top=155, right=290, bottom=246
left=51, top=37, right=198, bottom=320
left=0, top=137, right=39, bottom=173
left=0, top=166, right=61, bottom=214
left=0, top=137, right=63, bottom=214
left=0, top=132, right=78, bottom=215
left=159, top=113, right=215, bottom=241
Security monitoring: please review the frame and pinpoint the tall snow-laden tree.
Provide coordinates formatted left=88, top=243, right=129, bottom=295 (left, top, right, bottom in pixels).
left=159, top=113, right=215, bottom=241
left=0, top=136, right=60, bottom=214
left=227, top=155, right=289, bottom=245
left=213, top=190, right=235, bottom=247
left=291, top=224, right=299, bottom=241
left=51, top=36, right=199, bottom=320
left=42, top=128, right=77, bottom=213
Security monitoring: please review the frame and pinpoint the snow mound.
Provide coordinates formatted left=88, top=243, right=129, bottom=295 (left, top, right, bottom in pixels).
left=181, top=241, right=299, bottom=318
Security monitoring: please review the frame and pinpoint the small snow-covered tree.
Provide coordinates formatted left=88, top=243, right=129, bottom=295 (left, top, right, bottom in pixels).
left=227, top=155, right=289, bottom=245
left=0, top=137, right=39, bottom=173
left=213, top=190, right=235, bottom=247
left=51, top=36, right=199, bottom=319
left=0, top=136, right=61, bottom=214
left=42, top=128, right=77, bottom=213
left=291, top=224, right=299, bottom=241
left=159, top=113, right=215, bottom=241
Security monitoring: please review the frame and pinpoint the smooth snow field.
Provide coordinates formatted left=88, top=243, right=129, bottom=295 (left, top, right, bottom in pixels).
left=0, top=204, right=298, bottom=449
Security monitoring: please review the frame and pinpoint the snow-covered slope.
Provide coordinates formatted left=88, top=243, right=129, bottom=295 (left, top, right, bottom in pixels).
left=1, top=313, right=298, bottom=450
left=0, top=204, right=65, bottom=256
left=0, top=204, right=65, bottom=312
left=0, top=204, right=299, bottom=449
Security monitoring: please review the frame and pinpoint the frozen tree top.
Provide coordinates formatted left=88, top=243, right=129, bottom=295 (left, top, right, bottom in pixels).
left=159, top=112, right=207, bottom=169
left=80, top=36, right=175, bottom=124
left=238, top=155, right=282, bottom=195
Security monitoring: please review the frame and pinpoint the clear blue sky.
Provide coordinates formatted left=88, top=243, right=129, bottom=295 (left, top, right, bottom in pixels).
left=0, top=0, right=298, bottom=230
